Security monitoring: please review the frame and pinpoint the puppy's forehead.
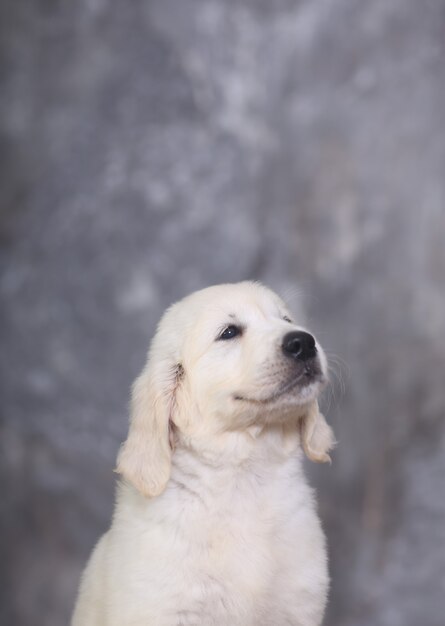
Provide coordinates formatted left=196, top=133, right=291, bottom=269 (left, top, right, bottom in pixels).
left=189, top=282, right=286, bottom=321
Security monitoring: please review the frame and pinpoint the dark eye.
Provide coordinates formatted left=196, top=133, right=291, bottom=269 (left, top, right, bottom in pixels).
left=283, top=316, right=293, bottom=323
left=218, top=325, right=242, bottom=340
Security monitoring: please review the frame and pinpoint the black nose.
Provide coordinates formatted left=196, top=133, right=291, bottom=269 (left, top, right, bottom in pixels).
left=282, top=331, right=317, bottom=361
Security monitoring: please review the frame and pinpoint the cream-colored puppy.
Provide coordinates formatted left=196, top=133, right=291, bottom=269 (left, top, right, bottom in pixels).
left=72, top=281, right=335, bottom=626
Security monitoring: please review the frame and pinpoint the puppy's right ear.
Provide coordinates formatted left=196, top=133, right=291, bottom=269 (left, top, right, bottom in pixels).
left=115, top=364, right=172, bottom=497
left=299, top=400, right=335, bottom=464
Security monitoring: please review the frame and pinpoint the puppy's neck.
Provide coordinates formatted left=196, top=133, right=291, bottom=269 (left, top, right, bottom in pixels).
left=162, top=424, right=306, bottom=507
left=173, top=422, right=302, bottom=470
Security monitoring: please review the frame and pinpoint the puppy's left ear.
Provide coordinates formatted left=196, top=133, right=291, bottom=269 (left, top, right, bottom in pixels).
left=299, top=400, right=335, bottom=463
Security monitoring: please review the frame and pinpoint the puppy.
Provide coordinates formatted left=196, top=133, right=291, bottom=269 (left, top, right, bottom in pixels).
left=72, top=281, right=335, bottom=626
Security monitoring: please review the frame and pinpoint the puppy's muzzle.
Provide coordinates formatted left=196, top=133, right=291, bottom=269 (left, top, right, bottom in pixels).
left=282, top=331, right=317, bottom=362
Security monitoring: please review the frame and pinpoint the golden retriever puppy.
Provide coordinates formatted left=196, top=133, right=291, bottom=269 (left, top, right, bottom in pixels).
left=72, top=281, right=335, bottom=626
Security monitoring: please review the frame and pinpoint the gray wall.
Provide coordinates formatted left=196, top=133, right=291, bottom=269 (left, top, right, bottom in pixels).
left=1, top=1, right=445, bottom=624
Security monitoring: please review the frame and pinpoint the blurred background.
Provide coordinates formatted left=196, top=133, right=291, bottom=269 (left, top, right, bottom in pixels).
left=1, top=0, right=444, bottom=624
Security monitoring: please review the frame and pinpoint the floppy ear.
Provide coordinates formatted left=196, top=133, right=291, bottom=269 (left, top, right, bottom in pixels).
left=299, top=400, right=335, bottom=463
left=115, top=364, right=174, bottom=497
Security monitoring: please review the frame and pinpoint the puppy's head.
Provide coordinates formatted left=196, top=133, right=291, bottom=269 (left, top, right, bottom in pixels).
left=116, top=282, right=334, bottom=496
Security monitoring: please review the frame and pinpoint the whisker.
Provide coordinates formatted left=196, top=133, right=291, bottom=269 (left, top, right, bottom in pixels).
left=328, top=364, right=345, bottom=399
left=322, top=382, right=334, bottom=415
left=325, top=352, right=351, bottom=376
left=325, top=351, right=349, bottom=401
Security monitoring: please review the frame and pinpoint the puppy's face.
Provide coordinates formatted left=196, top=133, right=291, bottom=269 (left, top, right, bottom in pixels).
left=175, top=282, right=327, bottom=430
left=117, top=282, right=333, bottom=497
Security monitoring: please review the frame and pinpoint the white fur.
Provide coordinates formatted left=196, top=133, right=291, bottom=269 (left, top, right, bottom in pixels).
left=72, top=281, right=335, bottom=626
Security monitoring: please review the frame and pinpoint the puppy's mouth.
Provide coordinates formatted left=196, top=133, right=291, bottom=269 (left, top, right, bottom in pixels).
left=234, top=361, right=326, bottom=405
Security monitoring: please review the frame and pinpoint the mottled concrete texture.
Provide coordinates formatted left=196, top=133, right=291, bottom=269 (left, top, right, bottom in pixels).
left=1, top=0, right=445, bottom=624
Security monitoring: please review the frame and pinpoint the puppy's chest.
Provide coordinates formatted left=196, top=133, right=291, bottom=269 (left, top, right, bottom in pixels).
left=172, top=489, right=296, bottom=590
left=115, top=480, right=325, bottom=625
left=190, top=501, right=272, bottom=570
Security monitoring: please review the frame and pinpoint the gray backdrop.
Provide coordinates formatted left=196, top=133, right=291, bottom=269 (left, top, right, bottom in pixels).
left=1, top=0, right=445, bottom=625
